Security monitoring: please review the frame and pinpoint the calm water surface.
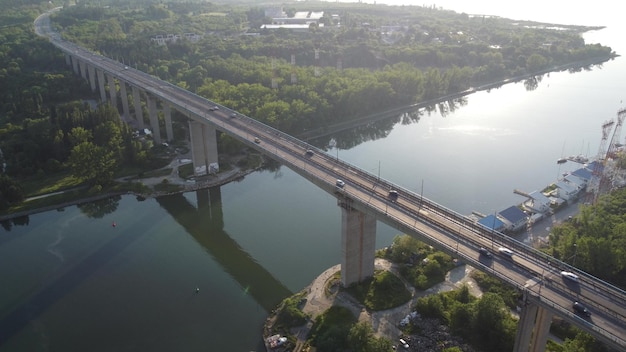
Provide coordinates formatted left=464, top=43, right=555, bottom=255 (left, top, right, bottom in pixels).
left=2, top=4, right=626, bottom=351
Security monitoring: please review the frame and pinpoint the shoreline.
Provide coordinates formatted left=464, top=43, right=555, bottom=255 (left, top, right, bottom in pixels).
left=0, top=164, right=256, bottom=223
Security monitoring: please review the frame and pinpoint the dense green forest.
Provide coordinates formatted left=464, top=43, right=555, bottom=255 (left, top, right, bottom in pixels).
left=0, top=0, right=614, bottom=208
left=51, top=0, right=613, bottom=133
left=548, top=188, right=626, bottom=289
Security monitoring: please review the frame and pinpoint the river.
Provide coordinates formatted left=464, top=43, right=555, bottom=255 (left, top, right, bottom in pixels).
left=1, top=3, right=626, bottom=352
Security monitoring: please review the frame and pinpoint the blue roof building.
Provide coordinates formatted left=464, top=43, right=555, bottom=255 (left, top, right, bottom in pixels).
left=498, top=206, right=528, bottom=232
left=478, top=214, right=506, bottom=232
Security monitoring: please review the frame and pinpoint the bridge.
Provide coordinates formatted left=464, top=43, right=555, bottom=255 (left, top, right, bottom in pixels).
left=35, top=9, right=626, bottom=351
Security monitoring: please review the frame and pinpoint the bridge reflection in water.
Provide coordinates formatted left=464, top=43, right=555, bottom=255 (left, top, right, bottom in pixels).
left=156, top=187, right=292, bottom=312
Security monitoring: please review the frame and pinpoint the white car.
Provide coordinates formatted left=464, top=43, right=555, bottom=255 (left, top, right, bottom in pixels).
left=498, top=247, right=514, bottom=257
left=399, top=338, right=409, bottom=349
left=336, top=179, right=345, bottom=188
left=561, top=271, right=579, bottom=282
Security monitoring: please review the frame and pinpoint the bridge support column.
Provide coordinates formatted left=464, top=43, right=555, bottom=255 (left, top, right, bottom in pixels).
left=71, top=55, right=79, bottom=74
left=96, top=69, right=107, bottom=102
left=163, top=103, right=174, bottom=142
left=339, top=199, right=376, bottom=287
left=132, top=86, right=144, bottom=129
left=87, top=65, right=97, bottom=92
left=107, top=73, right=117, bottom=109
left=78, top=60, right=87, bottom=80
left=514, top=302, right=553, bottom=352
left=119, top=82, right=130, bottom=122
left=147, top=95, right=161, bottom=145
left=189, top=120, right=219, bottom=176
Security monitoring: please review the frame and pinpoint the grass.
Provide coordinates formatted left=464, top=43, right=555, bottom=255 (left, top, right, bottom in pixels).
left=19, top=171, right=83, bottom=197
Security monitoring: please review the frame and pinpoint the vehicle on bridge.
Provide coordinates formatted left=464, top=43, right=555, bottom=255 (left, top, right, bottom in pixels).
left=305, top=149, right=314, bottom=157
left=254, top=137, right=261, bottom=144
left=561, top=271, right=579, bottom=282
left=388, top=190, right=399, bottom=202
left=336, top=179, right=345, bottom=188
left=479, top=247, right=493, bottom=258
left=498, top=247, right=514, bottom=258
left=573, top=301, right=591, bottom=317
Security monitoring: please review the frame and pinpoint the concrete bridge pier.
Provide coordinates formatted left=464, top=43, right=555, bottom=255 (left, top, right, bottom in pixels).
left=513, top=299, right=553, bottom=352
left=87, top=65, right=97, bottom=92
left=96, top=69, right=107, bottom=102
left=339, top=197, right=376, bottom=287
left=131, top=86, right=144, bottom=129
left=78, top=60, right=87, bottom=80
left=71, top=55, right=79, bottom=74
left=163, top=103, right=174, bottom=142
left=119, top=82, right=130, bottom=121
left=146, top=94, right=162, bottom=144
left=107, top=73, right=117, bottom=109
left=189, top=120, right=219, bottom=176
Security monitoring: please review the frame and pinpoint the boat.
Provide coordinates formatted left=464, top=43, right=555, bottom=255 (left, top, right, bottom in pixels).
left=557, top=158, right=567, bottom=164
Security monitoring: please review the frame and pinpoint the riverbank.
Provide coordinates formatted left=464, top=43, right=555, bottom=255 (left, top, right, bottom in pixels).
left=297, top=55, right=614, bottom=141
left=0, top=154, right=258, bottom=222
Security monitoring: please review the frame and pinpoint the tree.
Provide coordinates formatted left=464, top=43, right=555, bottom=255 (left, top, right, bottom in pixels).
left=471, top=293, right=515, bottom=351
left=347, top=322, right=373, bottom=352
left=68, top=141, right=117, bottom=186
left=0, top=174, right=24, bottom=210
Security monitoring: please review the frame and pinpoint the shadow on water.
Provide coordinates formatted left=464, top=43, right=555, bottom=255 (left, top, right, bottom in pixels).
left=0, top=215, right=148, bottom=346
left=155, top=187, right=292, bottom=312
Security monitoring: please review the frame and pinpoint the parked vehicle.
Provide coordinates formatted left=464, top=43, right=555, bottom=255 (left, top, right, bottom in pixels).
left=399, top=338, right=409, bottom=349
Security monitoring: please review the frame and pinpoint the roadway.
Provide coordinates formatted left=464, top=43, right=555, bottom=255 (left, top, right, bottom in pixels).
left=35, top=10, right=626, bottom=350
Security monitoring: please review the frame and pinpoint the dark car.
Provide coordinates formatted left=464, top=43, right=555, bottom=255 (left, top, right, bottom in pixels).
left=388, top=190, right=399, bottom=202
left=479, top=247, right=493, bottom=258
left=573, top=301, right=591, bottom=317
left=305, top=149, right=314, bottom=157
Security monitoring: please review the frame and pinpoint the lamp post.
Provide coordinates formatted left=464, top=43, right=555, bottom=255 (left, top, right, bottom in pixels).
left=418, top=179, right=424, bottom=211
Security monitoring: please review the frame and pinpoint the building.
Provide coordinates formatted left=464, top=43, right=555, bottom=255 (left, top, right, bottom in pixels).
left=522, top=190, right=551, bottom=214
left=261, top=8, right=325, bottom=31
left=498, top=206, right=528, bottom=232
left=478, top=214, right=506, bottom=232
left=554, top=180, right=579, bottom=201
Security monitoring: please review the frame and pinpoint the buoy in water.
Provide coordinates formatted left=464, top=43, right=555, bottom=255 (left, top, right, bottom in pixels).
left=112, top=222, right=117, bottom=227
left=195, top=287, right=200, bottom=293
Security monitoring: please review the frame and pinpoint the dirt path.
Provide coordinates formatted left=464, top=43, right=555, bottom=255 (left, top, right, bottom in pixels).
left=287, top=259, right=483, bottom=351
